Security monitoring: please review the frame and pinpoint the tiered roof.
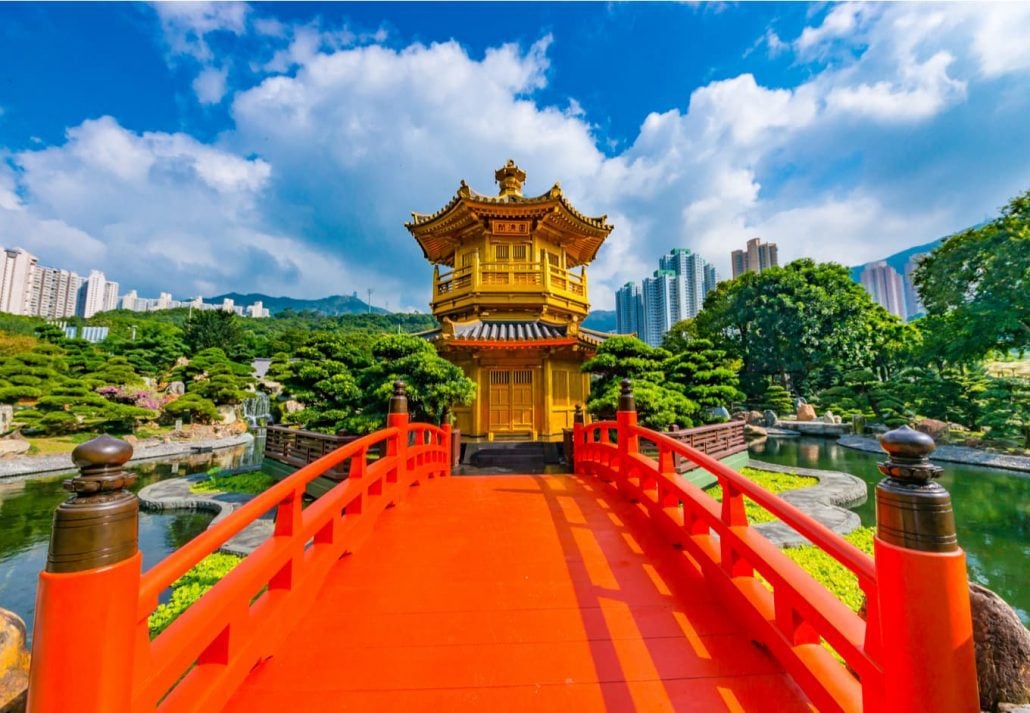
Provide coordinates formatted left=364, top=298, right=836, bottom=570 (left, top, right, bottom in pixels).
left=405, top=161, right=613, bottom=268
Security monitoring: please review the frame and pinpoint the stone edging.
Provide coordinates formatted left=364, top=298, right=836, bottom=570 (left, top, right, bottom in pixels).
left=837, top=435, right=1030, bottom=474
left=138, top=476, right=273, bottom=556
left=0, top=433, right=254, bottom=480
left=745, top=459, right=868, bottom=548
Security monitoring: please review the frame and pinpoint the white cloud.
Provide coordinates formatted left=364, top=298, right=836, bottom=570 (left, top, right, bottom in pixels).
left=6, top=4, right=1030, bottom=310
left=153, top=1, right=249, bottom=63
left=193, top=65, right=229, bottom=104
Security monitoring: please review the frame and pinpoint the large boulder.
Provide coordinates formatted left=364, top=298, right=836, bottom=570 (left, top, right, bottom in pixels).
left=762, top=410, right=779, bottom=427
left=217, top=405, right=237, bottom=425
left=165, top=381, right=186, bottom=396
left=0, top=607, right=28, bottom=713
left=0, top=439, right=29, bottom=458
left=0, top=405, right=13, bottom=433
left=914, top=418, right=950, bottom=442
left=822, top=410, right=836, bottom=424
left=744, top=424, right=768, bottom=440
left=796, top=404, right=817, bottom=422
left=970, top=583, right=1030, bottom=711
left=708, top=406, right=731, bottom=421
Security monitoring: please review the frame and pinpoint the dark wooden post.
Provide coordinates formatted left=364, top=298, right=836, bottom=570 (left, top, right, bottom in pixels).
left=387, top=381, right=410, bottom=485
left=28, top=435, right=141, bottom=713
left=871, top=425, right=978, bottom=712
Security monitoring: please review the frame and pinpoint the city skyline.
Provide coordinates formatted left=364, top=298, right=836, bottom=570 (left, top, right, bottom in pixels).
left=617, top=248, right=719, bottom=346
left=0, top=244, right=271, bottom=320
left=0, top=4, right=1027, bottom=311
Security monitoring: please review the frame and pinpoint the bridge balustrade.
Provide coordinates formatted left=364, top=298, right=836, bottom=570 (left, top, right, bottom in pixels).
left=26, top=382, right=451, bottom=713
left=572, top=380, right=979, bottom=713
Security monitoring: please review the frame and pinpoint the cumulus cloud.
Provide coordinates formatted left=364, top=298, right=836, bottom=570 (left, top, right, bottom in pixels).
left=4, top=3, right=1029, bottom=310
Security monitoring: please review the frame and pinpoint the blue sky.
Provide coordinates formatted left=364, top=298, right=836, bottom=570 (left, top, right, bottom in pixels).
left=1, top=2, right=1028, bottom=311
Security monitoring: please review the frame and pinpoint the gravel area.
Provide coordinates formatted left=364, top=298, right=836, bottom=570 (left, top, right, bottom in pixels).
left=838, top=435, right=1030, bottom=473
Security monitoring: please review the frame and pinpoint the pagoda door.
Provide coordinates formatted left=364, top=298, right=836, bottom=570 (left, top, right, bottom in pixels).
left=488, top=369, right=535, bottom=434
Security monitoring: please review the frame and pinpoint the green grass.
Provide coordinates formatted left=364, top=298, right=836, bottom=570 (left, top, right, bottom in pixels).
left=148, top=552, right=243, bottom=637
left=709, top=467, right=818, bottom=524
left=707, top=466, right=874, bottom=613
left=783, top=527, right=875, bottom=613
left=190, top=470, right=276, bottom=495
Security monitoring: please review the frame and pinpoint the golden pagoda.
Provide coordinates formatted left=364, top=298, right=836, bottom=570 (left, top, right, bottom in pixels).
left=406, top=161, right=614, bottom=442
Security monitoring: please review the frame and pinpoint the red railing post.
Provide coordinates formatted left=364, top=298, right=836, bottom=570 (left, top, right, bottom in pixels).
left=387, top=381, right=410, bottom=483
left=615, top=379, right=638, bottom=472
left=27, top=436, right=141, bottom=713
left=872, top=427, right=978, bottom=712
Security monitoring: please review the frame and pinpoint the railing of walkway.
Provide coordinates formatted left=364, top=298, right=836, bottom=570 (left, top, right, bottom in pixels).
left=26, top=382, right=451, bottom=713
left=573, top=380, right=979, bottom=713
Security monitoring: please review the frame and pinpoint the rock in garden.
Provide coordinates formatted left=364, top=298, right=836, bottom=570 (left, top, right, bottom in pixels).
left=744, top=424, right=768, bottom=439
left=796, top=404, right=817, bottom=422
left=0, top=607, right=29, bottom=713
left=166, top=381, right=186, bottom=395
left=763, top=410, right=779, bottom=427
left=708, top=406, right=731, bottom=421
left=217, top=405, right=237, bottom=424
left=822, top=410, right=836, bottom=424
left=0, top=440, right=29, bottom=458
left=794, top=397, right=807, bottom=410
left=969, top=583, right=1030, bottom=711
left=731, top=411, right=747, bottom=422
left=0, top=405, right=13, bottom=433
left=914, top=418, right=950, bottom=442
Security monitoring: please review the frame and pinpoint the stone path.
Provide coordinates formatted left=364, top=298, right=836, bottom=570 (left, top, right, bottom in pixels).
left=746, top=460, right=868, bottom=547
left=0, top=433, right=253, bottom=479
left=138, top=476, right=273, bottom=556
left=838, top=435, right=1030, bottom=474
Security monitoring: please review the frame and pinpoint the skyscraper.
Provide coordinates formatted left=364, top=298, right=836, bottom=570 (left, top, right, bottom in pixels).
left=641, top=270, right=676, bottom=347
left=103, top=281, right=120, bottom=312
left=0, top=248, right=38, bottom=315
left=903, top=254, right=926, bottom=319
left=615, top=282, right=643, bottom=336
left=77, top=270, right=110, bottom=318
left=28, top=266, right=81, bottom=319
left=860, top=261, right=907, bottom=318
left=730, top=237, right=778, bottom=278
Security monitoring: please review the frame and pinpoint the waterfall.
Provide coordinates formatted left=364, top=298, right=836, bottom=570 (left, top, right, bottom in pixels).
left=241, top=392, right=272, bottom=428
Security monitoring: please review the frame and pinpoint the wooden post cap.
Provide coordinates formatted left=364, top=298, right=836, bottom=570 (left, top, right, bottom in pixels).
left=388, top=380, right=408, bottom=415
left=618, top=379, right=636, bottom=413
left=875, top=425, right=956, bottom=552
left=574, top=403, right=584, bottom=424
left=48, top=434, right=139, bottom=573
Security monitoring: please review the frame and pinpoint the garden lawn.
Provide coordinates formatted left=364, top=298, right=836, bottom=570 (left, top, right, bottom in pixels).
left=190, top=470, right=276, bottom=495
left=709, top=467, right=818, bottom=524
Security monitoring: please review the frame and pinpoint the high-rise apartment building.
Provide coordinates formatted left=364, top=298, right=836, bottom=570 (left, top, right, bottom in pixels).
left=860, top=261, right=907, bottom=319
left=730, top=238, right=778, bottom=278
left=641, top=270, right=676, bottom=347
left=120, top=290, right=139, bottom=311
left=620, top=248, right=719, bottom=347
left=0, top=248, right=38, bottom=315
left=77, top=270, right=116, bottom=318
left=28, top=266, right=82, bottom=319
left=903, top=254, right=926, bottom=319
left=615, top=282, right=644, bottom=336
left=102, top=281, right=119, bottom=312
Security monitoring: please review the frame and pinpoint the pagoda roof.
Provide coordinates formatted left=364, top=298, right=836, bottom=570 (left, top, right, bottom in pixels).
left=416, top=319, right=609, bottom=349
left=405, top=164, right=613, bottom=268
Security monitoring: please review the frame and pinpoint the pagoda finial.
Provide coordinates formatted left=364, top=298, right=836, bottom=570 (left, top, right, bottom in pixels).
left=495, top=159, right=526, bottom=197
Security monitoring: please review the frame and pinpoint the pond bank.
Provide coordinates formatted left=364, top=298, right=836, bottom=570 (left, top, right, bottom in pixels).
left=838, top=435, right=1030, bottom=473
left=0, top=432, right=254, bottom=480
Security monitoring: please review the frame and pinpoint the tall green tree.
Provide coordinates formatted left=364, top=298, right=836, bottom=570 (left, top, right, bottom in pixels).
left=663, top=338, right=743, bottom=422
left=582, top=336, right=696, bottom=429
left=183, top=310, right=246, bottom=358
left=694, top=259, right=908, bottom=399
left=914, top=189, right=1030, bottom=364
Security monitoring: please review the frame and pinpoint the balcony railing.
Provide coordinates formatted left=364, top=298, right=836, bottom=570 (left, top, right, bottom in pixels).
left=434, top=259, right=587, bottom=302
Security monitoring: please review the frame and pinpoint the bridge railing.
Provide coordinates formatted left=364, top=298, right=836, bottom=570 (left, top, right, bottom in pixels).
left=27, top=381, right=451, bottom=713
left=573, top=380, right=978, bottom=713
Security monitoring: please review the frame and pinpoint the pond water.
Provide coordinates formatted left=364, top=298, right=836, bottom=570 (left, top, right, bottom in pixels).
left=0, top=440, right=257, bottom=638
left=750, top=436, right=1030, bottom=624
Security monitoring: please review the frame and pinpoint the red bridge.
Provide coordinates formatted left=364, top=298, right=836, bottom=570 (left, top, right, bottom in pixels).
left=26, top=382, right=979, bottom=712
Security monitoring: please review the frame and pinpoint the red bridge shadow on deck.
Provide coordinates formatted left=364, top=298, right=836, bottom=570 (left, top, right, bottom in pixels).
left=224, top=475, right=811, bottom=712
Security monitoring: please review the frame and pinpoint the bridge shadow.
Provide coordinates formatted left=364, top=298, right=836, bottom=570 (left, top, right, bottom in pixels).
left=492, top=476, right=810, bottom=711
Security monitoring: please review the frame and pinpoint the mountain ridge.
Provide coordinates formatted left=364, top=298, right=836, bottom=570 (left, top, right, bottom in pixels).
left=208, top=292, right=389, bottom=316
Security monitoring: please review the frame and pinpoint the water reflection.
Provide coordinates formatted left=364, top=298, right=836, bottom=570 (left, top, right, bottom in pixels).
left=750, top=436, right=1030, bottom=624
left=0, top=437, right=259, bottom=638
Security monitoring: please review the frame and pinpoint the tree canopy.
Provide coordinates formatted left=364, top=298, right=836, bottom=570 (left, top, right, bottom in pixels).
left=914, top=189, right=1030, bottom=364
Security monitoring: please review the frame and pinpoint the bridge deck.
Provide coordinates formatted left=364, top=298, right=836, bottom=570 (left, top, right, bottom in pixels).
left=224, top=475, right=812, bottom=712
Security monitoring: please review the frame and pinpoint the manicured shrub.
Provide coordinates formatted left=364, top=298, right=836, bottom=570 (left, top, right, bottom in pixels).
left=148, top=553, right=243, bottom=636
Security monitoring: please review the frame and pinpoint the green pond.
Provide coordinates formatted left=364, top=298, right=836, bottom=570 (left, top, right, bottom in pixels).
left=0, top=443, right=255, bottom=638
left=750, top=436, right=1030, bottom=624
